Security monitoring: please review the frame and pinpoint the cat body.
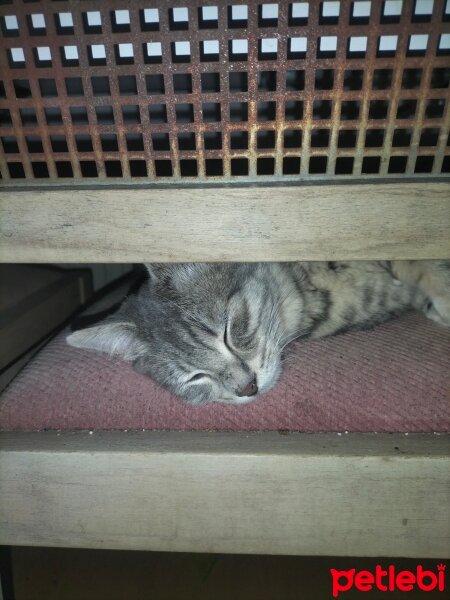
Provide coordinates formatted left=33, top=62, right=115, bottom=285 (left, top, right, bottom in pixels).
left=67, top=261, right=450, bottom=405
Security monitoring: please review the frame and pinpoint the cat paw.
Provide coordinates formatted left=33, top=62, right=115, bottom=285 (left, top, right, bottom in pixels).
left=424, top=297, right=450, bottom=327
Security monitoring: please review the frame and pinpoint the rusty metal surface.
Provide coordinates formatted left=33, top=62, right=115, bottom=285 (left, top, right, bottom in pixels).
left=0, top=0, right=449, bottom=185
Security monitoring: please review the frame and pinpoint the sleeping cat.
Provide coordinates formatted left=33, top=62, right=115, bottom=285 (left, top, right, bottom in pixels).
left=67, top=261, right=450, bottom=405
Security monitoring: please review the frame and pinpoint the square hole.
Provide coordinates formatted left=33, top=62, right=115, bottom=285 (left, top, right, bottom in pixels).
left=313, top=100, right=332, bottom=120
left=105, top=161, right=123, bottom=177
left=91, top=76, right=110, bottom=96
left=29, top=13, right=46, bottom=33
left=129, top=160, right=147, bottom=177
left=231, top=158, right=249, bottom=176
left=257, top=157, right=275, bottom=175
left=289, top=3, right=309, bottom=25
left=180, top=159, right=198, bottom=177
left=175, top=103, right=194, bottom=123
left=0, top=109, right=12, bottom=127
left=397, top=99, right=417, bottom=119
left=412, top=0, right=434, bottom=22
left=173, top=73, right=192, bottom=94
left=122, top=105, right=141, bottom=124
left=101, top=134, right=119, bottom=152
left=320, top=1, right=340, bottom=24
left=61, top=45, right=79, bottom=66
left=13, top=79, right=31, bottom=98
left=230, top=102, right=248, bottom=122
left=1, top=14, right=19, bottom=37
left=441, top=156, right=450, bottom=173
left=315, top=69, right=334, bottom=90
left=431, top=68, right=450, bottom=88
left=178, top=132, right=196, bottom=151
left=425, top=99, right=445, bottom=118
left=257, top=101, right=276, bottom=121
left=392, top=128, right=412, bottom=147
left=408, top=34, right=428, bottom=56
left=344, top=69, right=363, bottom=90
left=229, top=72, right=248, bottom=92
left=112, top=9, right=131, bottom=33
left=26, top=135, right=43, bottom=153
left=381, top=0, right=403, bottom=23
left=415, top=156, right=434, bottom=173
left=140, top=8, right=159, bottom=32
left=311, top=129, right=330, bottom=147
left=257, top=130, right=276, bottom=149
left=388, top=156, right=408, bottom=173
left=341, top=101, right=360, bottom=120
left=119, top=76, right=137, bottom=96
left=144, top=42, right=162, bottom=64
left=203, top=102, right=221, bottom=122
left=338, top=129, right=357, bottom=148
left=377, top=35, right=398, bottom=56
left=372, top=69, right=393, bottom=90
left=115, top=43, right=134, bottom=65
left=0, top=81, right=6, bottom=98
left=8, top=48, right=26, bottom=67
left=259, top=3, right=279, bottom=27
left=149, top=104, right=168, bottom=123
left=95, top=106, right=115, bottom=125
left=83, top=11, right=102, bottom=33
left=20, top=108, right=38, bottom=126
left=286, top=70, right=305, bottom=91
left=309, top=156, right=328, bottom=174
left=335, top=157, right=354, bottom=175
left=230, top=131, right=248, bottom=149
left=229, top=39, right=249, bottom=60
left=45, top=107, right=63, bottom=125
left=169, top=7, right=189, bottom=30
left=70, top=107, right=88, bottom=125
left=199, top=6, right=219, bottom=29
left=65, top=77, right=83, bottom=96
left=228, top=5, right=249, bottom=27
left=318, top=36, right=337, bottom=58
left=348, top=36, right=368, bottom=58
left=258, top=71, right=277, bottom=92
left=152, top=133, right=170, bottom=151
left=126, top=134, right=144, bottom=152
left=56, top=161, right=73, bottom=178
left=365, top=129, right=385, bottom=147
left=155, top=160, right=173, bottom=177
left=401, top=68, right=422, bottom=89
left=146, top=74, right=165, bottom=95
left=88, top=45, right=106, bottom=66
left=38, top=78, right=57, bottom=97
left=172, top=41, right=191, bottom=63
left=369, top=100, right=389, bottom=119
left=8, top=162, right=26, bottom=178
left=75, top=135, right=93, bottom=152
left=284, top=129, right=301, bottom=148
left=204, top=131, right=222, bottom=150
left=285, top=100, right=303, bottom=120
left=351, top=1, right=371, bottom=23
left=1, top=136, right=19, bottom=153
left=200, top=40, right=220, bottom=61
left=420, top=128, right=440, bottom=146
left=80, top=161, right=98, bottom=178
left=56, top=12, right=74, bottom=34
left=201, top=73, right=220, bottom=92
left=362, top=156, right=381, bottom=174
left=205, top=159, right=223, bottom=176
left=283, top=156, right=301, bottom=174
left=50, top=135, right=68, bottom=152
left=32, top=161, right=50, bottom=178
left=288, top=37, right=307, bottom=58
left=258, top=38, right=278, bottom=60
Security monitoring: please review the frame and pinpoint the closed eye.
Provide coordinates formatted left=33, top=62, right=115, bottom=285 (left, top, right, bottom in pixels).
left=187, top=373, right=209, bottom=383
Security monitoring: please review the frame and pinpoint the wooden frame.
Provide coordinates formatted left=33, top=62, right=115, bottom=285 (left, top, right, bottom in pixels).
left=0, top=431, right=449, bottom=558
left=1, top=182, right=449, bottom=262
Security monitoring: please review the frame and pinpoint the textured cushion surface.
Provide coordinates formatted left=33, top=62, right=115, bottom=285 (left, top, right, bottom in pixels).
left=0, top=311, right=448, bottom=432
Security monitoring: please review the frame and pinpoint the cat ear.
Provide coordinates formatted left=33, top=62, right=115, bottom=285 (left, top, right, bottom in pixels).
left=145, top=264, right=208, bottom=285
left=66, top=321, right=146, bottom=362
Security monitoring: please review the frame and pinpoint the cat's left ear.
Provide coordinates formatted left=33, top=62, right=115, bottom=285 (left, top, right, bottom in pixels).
left=66, top=321, right=146, bottom=362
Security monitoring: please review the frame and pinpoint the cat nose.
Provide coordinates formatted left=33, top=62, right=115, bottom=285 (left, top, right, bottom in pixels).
left=237, top=376, right=258, bottom=397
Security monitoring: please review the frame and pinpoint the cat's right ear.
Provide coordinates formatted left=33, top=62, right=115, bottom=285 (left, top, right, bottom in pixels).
left=66, top=320, right=147, bottom=362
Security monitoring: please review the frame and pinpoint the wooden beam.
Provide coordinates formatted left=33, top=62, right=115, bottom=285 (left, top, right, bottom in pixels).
left=1, top=431, right=449, bottom=557
left=1, top=183, right=449, bottom=262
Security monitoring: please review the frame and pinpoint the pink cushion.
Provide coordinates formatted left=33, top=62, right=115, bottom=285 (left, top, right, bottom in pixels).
left=0, top=312, right=448, bottom=432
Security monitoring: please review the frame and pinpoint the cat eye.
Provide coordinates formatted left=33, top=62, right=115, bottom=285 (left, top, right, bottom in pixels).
left=187, top=373, right=208, bottom=383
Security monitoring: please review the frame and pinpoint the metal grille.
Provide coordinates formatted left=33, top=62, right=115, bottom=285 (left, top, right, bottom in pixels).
left=0, top=0, right=449, bottom=185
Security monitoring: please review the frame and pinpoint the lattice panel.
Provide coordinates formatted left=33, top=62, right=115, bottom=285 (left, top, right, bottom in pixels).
left=0, top=0, right=449, bottom=184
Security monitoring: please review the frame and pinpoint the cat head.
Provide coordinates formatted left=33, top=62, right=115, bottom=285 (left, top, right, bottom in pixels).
left=67, top=263, right=291, bottom=404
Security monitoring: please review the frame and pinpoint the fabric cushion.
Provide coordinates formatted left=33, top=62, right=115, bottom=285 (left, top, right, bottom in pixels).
left=0, top=310, right=448, bottom=432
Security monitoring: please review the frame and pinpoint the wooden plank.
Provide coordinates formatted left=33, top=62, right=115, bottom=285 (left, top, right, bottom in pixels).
left=1, top=183, right=449, bottom=262
left=1, top=431, right=449, bottom=557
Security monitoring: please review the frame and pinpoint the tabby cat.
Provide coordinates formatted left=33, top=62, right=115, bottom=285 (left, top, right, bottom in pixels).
left=67, top=261, right=450, bottom=404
